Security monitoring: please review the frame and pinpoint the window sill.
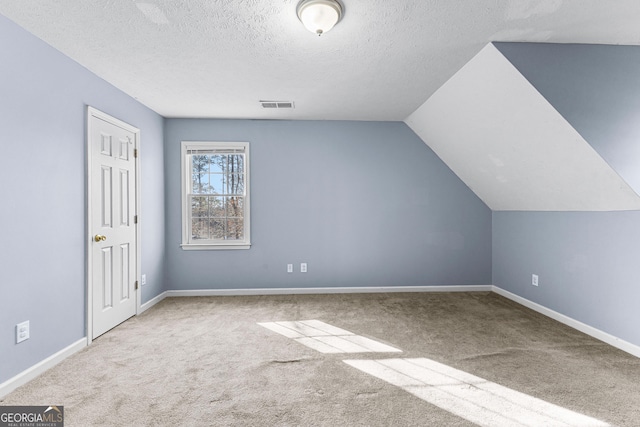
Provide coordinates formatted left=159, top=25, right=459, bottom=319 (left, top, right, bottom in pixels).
left=181, top=243, right=251, bottom=251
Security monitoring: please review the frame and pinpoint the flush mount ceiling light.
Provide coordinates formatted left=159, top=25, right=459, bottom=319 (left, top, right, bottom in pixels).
left=297, top=0, right=344, bottom=36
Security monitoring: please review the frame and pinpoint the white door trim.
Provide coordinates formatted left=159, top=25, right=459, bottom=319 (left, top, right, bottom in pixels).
left=86, top=106, right=141, bottom=345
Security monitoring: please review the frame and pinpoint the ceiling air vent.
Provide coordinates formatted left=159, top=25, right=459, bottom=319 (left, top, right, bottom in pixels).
left=260, top=100, right=295, bottom=109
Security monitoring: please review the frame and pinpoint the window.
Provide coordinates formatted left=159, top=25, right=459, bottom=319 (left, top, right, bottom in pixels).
left=181, top=141, right=250, bottom=250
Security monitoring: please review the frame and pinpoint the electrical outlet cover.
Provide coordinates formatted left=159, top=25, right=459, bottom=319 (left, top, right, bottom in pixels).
left=16, top=320, right=29, bottom=343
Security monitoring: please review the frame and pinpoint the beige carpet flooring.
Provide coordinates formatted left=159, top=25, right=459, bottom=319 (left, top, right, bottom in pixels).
left=2, top=292, right=639, bottom=426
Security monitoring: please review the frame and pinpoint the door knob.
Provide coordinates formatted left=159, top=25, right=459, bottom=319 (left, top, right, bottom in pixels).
left=94, top=234, right=107, bottom=242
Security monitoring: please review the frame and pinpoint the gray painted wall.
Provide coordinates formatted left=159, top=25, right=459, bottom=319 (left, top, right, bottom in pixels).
left=494, top=42, right=640, bottom=194
left=164, top=119, right=492, bottom=290
left=0, top=14, right=166, bottom=383
left=490, top=43, right=640, bottom=349
left=493, top=211, right=640, bottom=347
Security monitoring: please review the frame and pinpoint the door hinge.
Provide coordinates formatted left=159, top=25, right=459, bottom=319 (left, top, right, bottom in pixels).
left=134, top=148, right=138, bottom=158
left=134, top=215, right=138, bottom=224
left=135, top=281, right=139, bottom=290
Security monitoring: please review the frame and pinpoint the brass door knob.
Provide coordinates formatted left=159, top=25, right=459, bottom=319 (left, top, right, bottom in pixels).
left=94, top=235, right=107, bottom=242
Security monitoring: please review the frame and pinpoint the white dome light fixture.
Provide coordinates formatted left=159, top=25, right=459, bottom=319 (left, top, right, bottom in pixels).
left=297, top=0, right=344, bottom=36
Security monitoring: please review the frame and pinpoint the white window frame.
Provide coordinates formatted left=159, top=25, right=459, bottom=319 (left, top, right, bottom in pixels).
left=181, top=141, right=251, bottom=250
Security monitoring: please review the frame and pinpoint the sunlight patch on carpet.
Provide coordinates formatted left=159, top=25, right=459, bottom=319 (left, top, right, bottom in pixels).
left=344, top=358, right=610, bottom=427
left=258, top=320, right=402, bottom=354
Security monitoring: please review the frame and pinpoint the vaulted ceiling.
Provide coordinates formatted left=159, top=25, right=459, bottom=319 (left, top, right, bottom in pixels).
left=406, top=43, right=640, bottom=211
left=0, top=1, right=639, bottom=120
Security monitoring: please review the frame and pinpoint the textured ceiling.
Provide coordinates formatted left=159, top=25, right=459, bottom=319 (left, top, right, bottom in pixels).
left=0, top=1, right=639, bottom=120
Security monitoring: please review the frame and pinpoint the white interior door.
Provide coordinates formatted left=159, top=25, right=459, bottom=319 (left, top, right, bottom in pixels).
left=88, top=108, right=139, bottom=339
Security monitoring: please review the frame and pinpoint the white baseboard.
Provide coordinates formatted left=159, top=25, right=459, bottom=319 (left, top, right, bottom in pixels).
left=139, top=291, right=168, bottom=313
left=0, top=338, right=86, bottom=399
left=165, top=285, right=493, bottom=297
left=492, top=286, right=640, bottom=358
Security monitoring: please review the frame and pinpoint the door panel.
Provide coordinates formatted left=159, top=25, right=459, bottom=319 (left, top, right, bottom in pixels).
left=90, top=110, right=138, bottom=339
left=101, top=246, right=113, bottom=309
left=119, top=169, right=130, bottom=226
left=101, top=166, right=112, bottom=227
left=120, top=243, right=130, bottom=301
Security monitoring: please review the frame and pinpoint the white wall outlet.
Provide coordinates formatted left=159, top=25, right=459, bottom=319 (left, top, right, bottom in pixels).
left=532, top=274, right=539, bottom=286
left=141, top=274, right=147, bottom=285
left=16, top=320, right=29, bottom=344
left=287, top=264, right=293, bottom=273
left=300, top=263, right=308, bottom=273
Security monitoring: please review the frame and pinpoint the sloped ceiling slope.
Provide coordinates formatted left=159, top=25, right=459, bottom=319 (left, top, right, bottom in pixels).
left=404, top=43, right=640, bottom=211
left=494, top=42, right=640, bottom=195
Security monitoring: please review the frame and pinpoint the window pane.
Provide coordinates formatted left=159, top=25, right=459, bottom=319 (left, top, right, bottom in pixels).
left=191, top=196, right=209, bottom=218
left=192, top=155, right=209, bottom=170
left=202, top=173, right=215, bottom=194
left=192, top=172, right=203, bottom=192
left=208, top=173, right=225, bottom=194
left=209, top=196, right=225, bottom=217
left=225, top=197, right=244, bottom=218
left=191, top=155, right=210, bottom=178
left=227, top=154, right=244, bottom=173
left=210, top=219, right=225, bottom=240
left=209, top=155, right=226, bottom=173
left=227, top=156, right=244, bottom=192
left=191, top=156, right=211, bottom=193
left=226, top=174, right=244, bottom=195
left=226, top=218, right=244, bottom=240
left=191, top=219, right=209, bottom=240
